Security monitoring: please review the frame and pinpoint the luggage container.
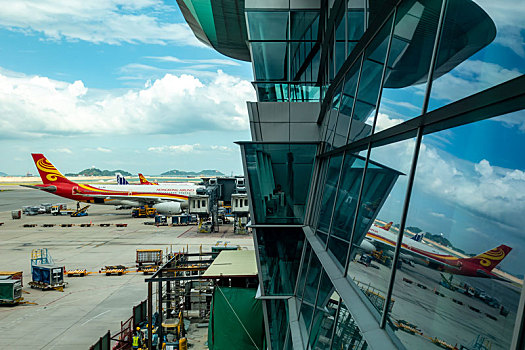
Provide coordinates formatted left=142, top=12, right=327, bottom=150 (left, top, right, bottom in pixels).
left=11, top=210, right=21, bottom=219
left=136, top=249, right=163, bottom=273
left=0, top=271, right=23, bottom=286
left=30, top=264, right=67, bottom=291
left=0, top=278, right=23, bottom=305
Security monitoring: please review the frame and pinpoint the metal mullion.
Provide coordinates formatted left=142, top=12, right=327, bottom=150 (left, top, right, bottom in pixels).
left=379, top=0, right=448, bottom=329
left=306, top=267, right=326, bottom=345
left=343, top=139, right=372, bottom=276
left=370, top=6, right=397, bottom=135
left=293, top=243, right=309, bottom=296
left=297, top=245, right=314, bottom=313
left=344, top=54, right=365, bottom=143
left=328, top=297, right=343, bottom=350
left=323, top=150, right=347, bottom=250
left=318, top=1, right=401, bottom=124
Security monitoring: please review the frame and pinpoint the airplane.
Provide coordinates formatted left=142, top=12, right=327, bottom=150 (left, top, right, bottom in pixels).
left=359, top=222, right=512, bottom=280
left=138, top=173, right=158, bottom=185
left=23, top=154, right=204, bottom=216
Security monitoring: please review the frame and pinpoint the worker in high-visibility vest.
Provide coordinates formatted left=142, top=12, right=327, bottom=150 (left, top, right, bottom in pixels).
left=132, top=331, right=140, bottom=349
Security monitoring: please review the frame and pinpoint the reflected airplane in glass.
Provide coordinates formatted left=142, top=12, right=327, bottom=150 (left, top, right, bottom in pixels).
left=360, top=222, right=512, bottom=280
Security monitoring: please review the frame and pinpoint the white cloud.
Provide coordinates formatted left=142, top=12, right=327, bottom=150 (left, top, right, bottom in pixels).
left=431, top=60, right=522, bottom=103
left=52, top=148, right=72, bottom=154
left=474, top=0, right=525, bottom=57
left=145, top=56, right=241, bottom=66
left=373, top=113, right=525, bottom=232
left=0, top=0, right=202, bottom=46
left=148, top=144, right=234, bottom=153
left=430, top=212, right=446, bottom=219
left=0, top=69, right=255, bottom=138
left=96, top=147, right=112, bottom=153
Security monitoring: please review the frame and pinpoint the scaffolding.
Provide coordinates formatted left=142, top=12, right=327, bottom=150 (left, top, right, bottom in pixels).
left=143, top=248, right=218, bottom=349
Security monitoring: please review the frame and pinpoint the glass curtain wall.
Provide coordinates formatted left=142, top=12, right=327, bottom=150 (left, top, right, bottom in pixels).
left=305, top=0, right=525, bottom=348
left=247, top=6, right=321, bottom=103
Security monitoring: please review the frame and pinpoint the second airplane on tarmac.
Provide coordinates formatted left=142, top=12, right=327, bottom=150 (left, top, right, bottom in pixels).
left=25, top=154, right=203, bottom=216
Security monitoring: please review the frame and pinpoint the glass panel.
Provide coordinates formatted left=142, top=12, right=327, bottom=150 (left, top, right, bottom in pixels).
left=331, top=298, right=368, bottom=349
left=251, top=42, right=288, bottom=81
left=256, top=227, right=305, bottom=296
left=428, top=0, right=525, bottom=111
left=389, top=113, right=525, bottom=349
left=299, top=253, right=322, bottom=335
left=290, top=83, right=320, bottom=102
left=308, top=271, right=337, bottom=348
left=296, top=243, right=312, bottom=298
left=243, top=143, right=317, bottom=224
left=331, top=152, right=367, bottom=241
left=247, top=11, right=289, bottom=40
left=290, top=11, right=319, bottom=41
left=323, top=84, right=343, bottom=151
left=317, top=154, right=343, bottom=233
left=266, top=299, right=289, bottom=350
left=345, top=139, right=412, bottom=317
left=338, top=57, right=362, bottom=143
left=348, top=15, right=393, bottom=143
left=347, top=6, right=365, bottom=41
left=327, top=236, right=349, bottom=269
left=290, top=41, right=320, bottom=82
left=377, top=0, right=442, bottom=128
left=255, top=83, right=289, bottom=102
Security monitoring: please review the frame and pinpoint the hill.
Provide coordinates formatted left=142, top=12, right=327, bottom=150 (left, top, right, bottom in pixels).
left=0, top=171, right=7, bottom=176
left=161, top=169, right=224, bottom=176
left=65, top=168, right=132, bottom=176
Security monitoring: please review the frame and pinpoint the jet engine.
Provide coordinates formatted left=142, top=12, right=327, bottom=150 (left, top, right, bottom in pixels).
left=153, top=202, right=182, bottom=216
left=360, top=240, right=376, bottom=253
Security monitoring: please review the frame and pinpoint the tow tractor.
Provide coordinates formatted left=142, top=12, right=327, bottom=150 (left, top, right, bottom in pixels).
left=132, top=206, right=157, bottom=218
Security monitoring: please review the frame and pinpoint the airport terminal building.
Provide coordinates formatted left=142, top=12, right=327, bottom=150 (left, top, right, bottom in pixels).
left=177, top=0, right=525, bottom=349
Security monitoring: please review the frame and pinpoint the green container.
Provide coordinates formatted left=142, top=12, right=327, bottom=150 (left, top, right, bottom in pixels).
left=0, top=279, right=22, bottom=302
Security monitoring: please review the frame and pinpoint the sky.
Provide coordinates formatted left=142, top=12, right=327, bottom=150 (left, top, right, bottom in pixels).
left=0, top=0, right=255, bottom=176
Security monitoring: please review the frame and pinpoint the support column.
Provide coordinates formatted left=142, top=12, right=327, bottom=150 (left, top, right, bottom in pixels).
left=158, top=271, right=163, bottom=348
left=148, top=282, right=152, bottom=350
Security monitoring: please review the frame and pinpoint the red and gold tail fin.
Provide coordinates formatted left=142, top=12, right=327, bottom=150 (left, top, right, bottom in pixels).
left=462, top=245, right=512, bottom=272
left=31, top=154, right=75, bottom=185
left=139, top=173, right=158, bottom=185
left=380, top=222, right=393, bottom=231
left=138, top=173, right=149, bottom=184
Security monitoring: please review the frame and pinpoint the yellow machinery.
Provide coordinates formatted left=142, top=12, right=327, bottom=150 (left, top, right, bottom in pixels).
left=132, top=206, right=157, bottom=218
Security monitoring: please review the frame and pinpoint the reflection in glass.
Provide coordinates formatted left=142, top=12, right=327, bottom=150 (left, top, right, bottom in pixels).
left=348, top=15, right=393, bottom=143
left=428, top=0, right=524, bottom=110
left=308, top=271, right=337, bottom=349
left=331, top=299, right=368, bottom=350
left=317, top=155, right=343, bottom=234
left=377, top=0, right=442, bottom=128
left=243, top=143, right=317, bottom=224
left=266, top=299, right=289, bottom=350
left=247, top=12, right=289, bottom=41
left=256, top=227, right=304, bottom=295
left=388, top=115, right=525, bottom=349
left=251, top=42, right=288, bottom=81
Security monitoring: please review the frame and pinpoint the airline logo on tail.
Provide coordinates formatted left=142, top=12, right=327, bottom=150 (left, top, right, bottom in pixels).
left=32, top=154, right=73, bottom=184
left=380, top=222, right=393, bottom=231
left=116, top=173, right=129, bottom=185
left=465, top=245, right=512, bottom=271
left=139, top=173, right=158, bottom=185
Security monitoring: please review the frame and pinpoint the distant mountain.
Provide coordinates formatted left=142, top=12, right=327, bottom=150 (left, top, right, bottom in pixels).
left=161, top=169, right=224, bottom=176
left=65, top=168, right=132, bottom=176
left=0, top=171, right=7, bottom=176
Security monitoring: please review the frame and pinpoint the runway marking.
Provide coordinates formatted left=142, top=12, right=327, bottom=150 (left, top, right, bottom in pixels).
left=80, top=309, right=111, bottom=326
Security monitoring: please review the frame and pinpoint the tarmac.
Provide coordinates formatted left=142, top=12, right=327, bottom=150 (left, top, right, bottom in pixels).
left=348, top=256, right=521, bottom=350
left=0, top=186, right=253, bottom=349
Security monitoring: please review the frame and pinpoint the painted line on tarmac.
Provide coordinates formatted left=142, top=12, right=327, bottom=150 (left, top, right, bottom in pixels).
left=80, top=309, right=111, bottom=326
